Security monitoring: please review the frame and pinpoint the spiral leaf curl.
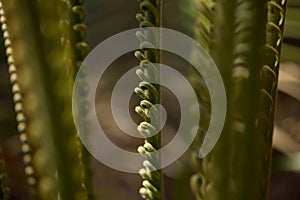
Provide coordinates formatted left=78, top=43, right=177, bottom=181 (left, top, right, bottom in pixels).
left=1, top=0, right=90, bottom=199
left=190, top=0, right=283, bottom=199
left=67, top=0, right=89, bottom=71
left=34, top=0, right=90, bottom=199
left=255, top=0, right=287, bottom=197
left=65, top=0, right=94, bottom=199
left=134, top=0, right=162, bottom=199
left=0, top=0, right=38, bottom=191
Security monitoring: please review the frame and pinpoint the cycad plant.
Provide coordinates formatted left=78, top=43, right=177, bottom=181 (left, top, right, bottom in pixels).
left=190, top=0, right=286, bottom=199
left=0, top=0, right=297, bottom=200
left=0, top=0, right=92, bottom=199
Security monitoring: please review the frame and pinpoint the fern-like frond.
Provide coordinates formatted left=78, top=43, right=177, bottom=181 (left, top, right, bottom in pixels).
left=189, top=0, right=215, bottom=199
left=190, top=0, right=237, bottom=199
left=0, top=1, right=39, bottom=195
left=190, top=0, right=286, bottom=199
left=254, top=0, right=287, bottom=197
left=193, top=0, right=215, bottom=51
left=1, top=0, right=91, bottom=199
left=65, top=0, right=94, bottom=199
left=135, top=0, right=163, bottom=199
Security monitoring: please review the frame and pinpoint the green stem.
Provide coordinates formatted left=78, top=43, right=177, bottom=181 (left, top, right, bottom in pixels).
left=189, top=0, right=215, bottom=199
left=66, top=0, right=94, bottom=199
left=192, top=0, right=284, bottom=199
left=229, top=0, right=267, bottom=199
left=256, top=0, right=287, bottom=198
left=0, top=1, right=39, bottom=197
left=135, top=0, right=163, bottom=199
left=197, top=0, right=235, bottom=199
left=3, top=0, right=90, bottom=199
